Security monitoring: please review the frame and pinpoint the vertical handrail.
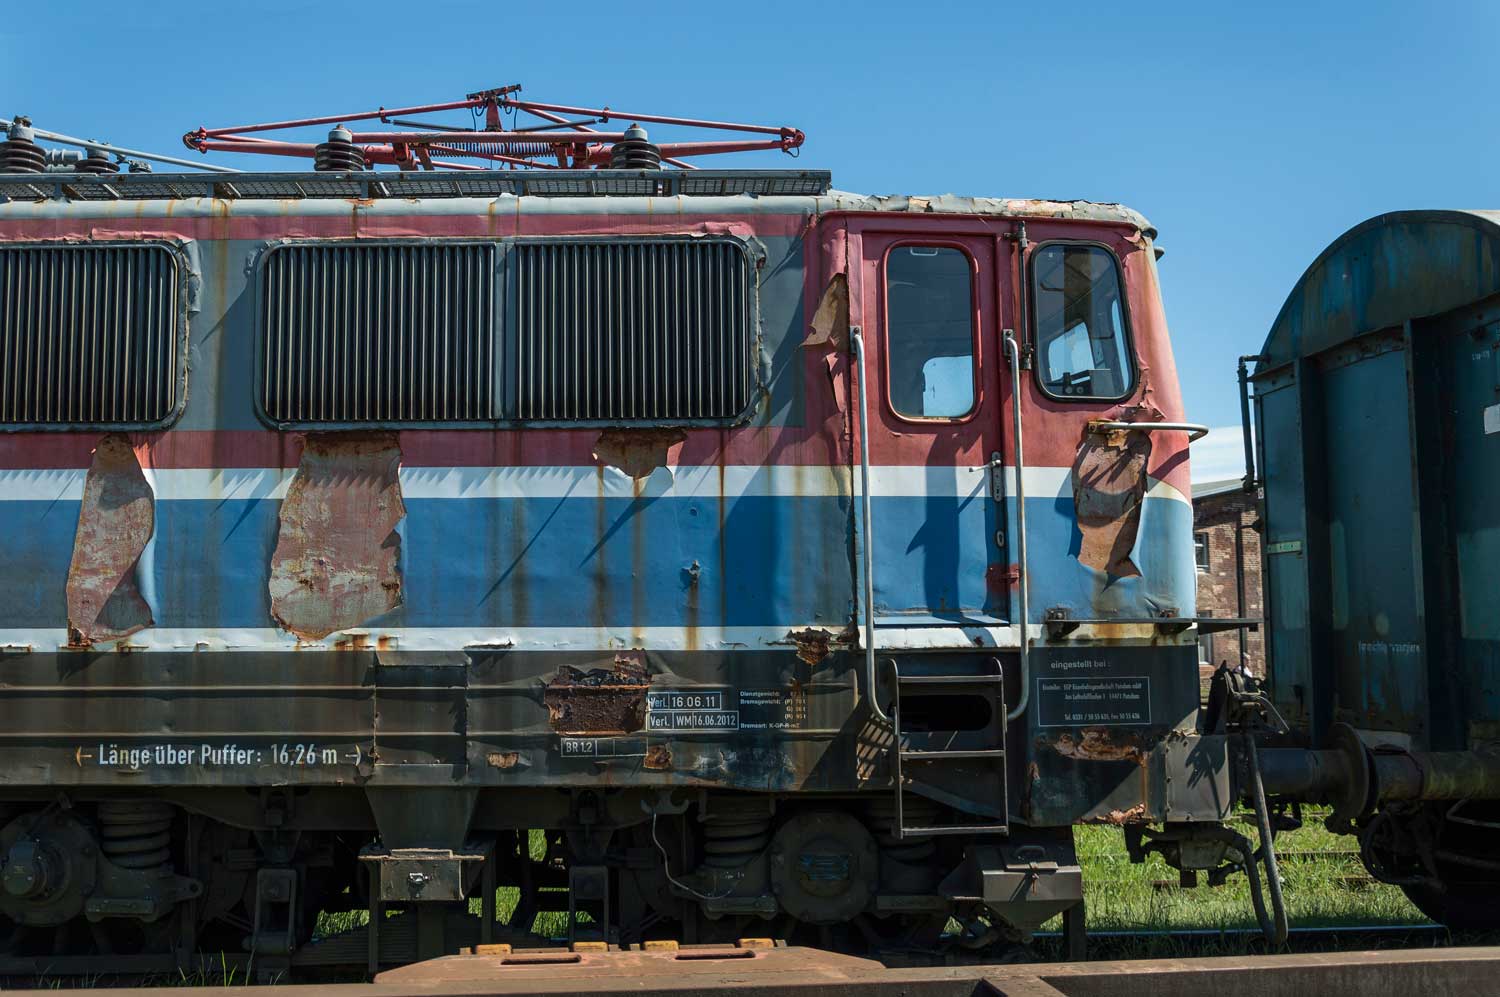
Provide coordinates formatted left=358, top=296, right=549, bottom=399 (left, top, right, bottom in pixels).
left=850, top=326, right=890, bottom=723
left=1237, top=355, right=1267, bottom=491
left=1003, top=329, right=1030, bottom=721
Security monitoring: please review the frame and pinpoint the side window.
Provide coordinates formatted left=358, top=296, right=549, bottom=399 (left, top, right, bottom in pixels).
left=1032, top=244, right=1134, bottom=400
left=885, top=246, right=976, bottom=419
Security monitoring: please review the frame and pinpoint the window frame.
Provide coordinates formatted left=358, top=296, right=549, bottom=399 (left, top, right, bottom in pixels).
left=1027, top=240, right=1137, bottom=403
left=1195, top=530, right=1211, bottom=573
left=0, top=240, right=191, bottom=433
left=879, top=240, right=982, bottom=425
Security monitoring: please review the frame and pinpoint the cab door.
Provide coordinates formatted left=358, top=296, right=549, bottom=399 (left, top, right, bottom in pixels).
left=851, top=225, right=1010, bottom=629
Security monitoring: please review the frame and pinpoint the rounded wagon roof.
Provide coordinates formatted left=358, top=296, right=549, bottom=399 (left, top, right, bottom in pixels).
left=1258, top=209, right=1500, bottom=369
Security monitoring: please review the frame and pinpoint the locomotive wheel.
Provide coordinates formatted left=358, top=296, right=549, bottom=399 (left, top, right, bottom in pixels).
left=1400, top=881, right=1500, bottom=931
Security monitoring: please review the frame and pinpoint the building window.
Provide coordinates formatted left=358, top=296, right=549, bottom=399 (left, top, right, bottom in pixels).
left=1198, top=611, right=1216, bottom=669
left=884, top=245, right=977, bottom=419
left=1031, top=244, right=1134, bottom=400
left=1195, top=531, right=1211, bottom=573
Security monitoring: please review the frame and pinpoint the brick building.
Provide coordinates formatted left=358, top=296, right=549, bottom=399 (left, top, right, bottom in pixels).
left=1192, top=479, right=1264, bottom=677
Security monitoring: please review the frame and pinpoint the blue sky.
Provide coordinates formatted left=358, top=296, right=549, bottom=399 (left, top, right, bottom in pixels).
left=4, top=0, right=1494, bottom=478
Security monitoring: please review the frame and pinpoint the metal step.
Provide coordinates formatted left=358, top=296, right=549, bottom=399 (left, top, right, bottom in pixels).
left=896, top=823, right=1009, bottom=837
left=894, top=674, right=1005, bottom=686
left=898, top=749, right=1007, bottom=761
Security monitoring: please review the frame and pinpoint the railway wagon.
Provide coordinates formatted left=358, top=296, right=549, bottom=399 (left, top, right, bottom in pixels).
left=0, top=155, right=1230, bottom=971
left=1249, top=210, right=1500, bottom=929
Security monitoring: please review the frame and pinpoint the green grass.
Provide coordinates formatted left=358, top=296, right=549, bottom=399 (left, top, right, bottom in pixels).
left=1026, top=807, right=1500, bottom=960
left=1062, top=809, right=1426, bottom=933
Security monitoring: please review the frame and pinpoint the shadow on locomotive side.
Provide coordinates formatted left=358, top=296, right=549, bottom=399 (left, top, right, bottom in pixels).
left=0, top=100, right=1496, bottom=976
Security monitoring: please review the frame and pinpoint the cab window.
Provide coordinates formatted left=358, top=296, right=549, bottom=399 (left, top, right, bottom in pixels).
left=1032, top=244, right=1134, bottom=399
left=885, top=246, right=976, bottom=419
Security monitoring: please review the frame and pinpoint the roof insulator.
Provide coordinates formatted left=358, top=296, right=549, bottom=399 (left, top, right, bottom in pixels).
left=314, top=126, right=366, bottom=172
left=609, top=123, right=661, bottom=171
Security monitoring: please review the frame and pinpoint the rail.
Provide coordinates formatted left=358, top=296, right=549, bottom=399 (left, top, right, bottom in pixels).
left=1087, top=419, right=1211, bottom=441
left=849, top=326, right=888, bottom=724
left=1003, top=329, right=1030, bottom=722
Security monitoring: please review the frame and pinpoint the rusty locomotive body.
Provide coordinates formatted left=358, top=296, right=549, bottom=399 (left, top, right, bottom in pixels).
left=0, top=167, right=1237, bottom=973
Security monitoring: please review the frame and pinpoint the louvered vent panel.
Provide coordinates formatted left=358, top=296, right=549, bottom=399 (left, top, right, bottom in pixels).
left=261, top=243, right=496, bottom=423
left=510, top=241, right=752, bottom=421
left=0, top=244, right=181, bottom=426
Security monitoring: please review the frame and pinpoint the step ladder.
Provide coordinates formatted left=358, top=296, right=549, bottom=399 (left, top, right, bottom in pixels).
left=889, top=657, right=1009, bottom=839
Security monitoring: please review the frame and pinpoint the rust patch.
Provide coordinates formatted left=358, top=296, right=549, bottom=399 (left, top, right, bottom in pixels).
left=66, top=434, right=155, bottom=645
left=1044, top=728, right=1148, bottom=766
left=269, top=433, right=405, bottom=641
left=643, top=744, right=673, bottom=771
left=1093, top=802, right=1149, bottom=825
left=804, top=273, right=848, bottom=351
left=593, top=428, right=686, bottom=480
left=786, top=627, right=836, bottom=666
left=487, top=751, right=521, bottom=770
left=1072, top=420, right=1153, bottom=577
left=544, top=654, right=650, bottom=734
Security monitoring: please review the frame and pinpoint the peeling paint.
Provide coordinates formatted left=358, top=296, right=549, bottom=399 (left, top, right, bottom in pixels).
left=1044, top=728, right=1148, bottom=766
left=643, top=744, right=672, bottom=771
left=543, top=654, right=650, bottom=734
left=65, top=434, right=155, bottom=645
left=1072, top=420, right=1153, bottom=577
left=593, top=428, right=686, bottom=480
left=804, top=273, right=848, bottom=351
left=269, top=433, right=405, bottom=641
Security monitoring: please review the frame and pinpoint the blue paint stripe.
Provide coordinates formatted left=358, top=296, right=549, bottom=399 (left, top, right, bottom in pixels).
left=0, top=495, right=1194, bottom=630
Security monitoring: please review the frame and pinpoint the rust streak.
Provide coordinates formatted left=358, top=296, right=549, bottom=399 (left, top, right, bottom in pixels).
left=593, top=428, right=686, bottom=480
left=543, top=654, right=650, bottom=734
left=269, top=433, right=405, bottom=641
left=65, top=434, right=155, bottom=646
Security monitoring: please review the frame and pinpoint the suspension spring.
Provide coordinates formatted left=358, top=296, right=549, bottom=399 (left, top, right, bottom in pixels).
left=701, top=803, right=773, bottom=870
left=98, top=800, right=175, bottom=873
left=865, top=798, right=938, bottom=863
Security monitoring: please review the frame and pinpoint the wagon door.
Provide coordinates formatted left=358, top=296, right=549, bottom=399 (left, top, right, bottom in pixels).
left=851, top=228, right=1010, bottom=633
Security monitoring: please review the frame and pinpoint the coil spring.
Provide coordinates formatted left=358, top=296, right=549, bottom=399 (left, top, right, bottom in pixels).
left=865, top=798, right=938, bottom=863
left=701, top=803, right=773, bottom=870
left=0, top=136, right=45, bottom=174
left=98, top=800, right=175, bottom=873
left=314, top=139, right=366, bottom=172
left=447, top=140, right=554, bottom=159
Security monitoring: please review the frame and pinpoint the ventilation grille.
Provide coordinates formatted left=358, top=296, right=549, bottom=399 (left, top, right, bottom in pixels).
left=509, top=241, right=753, bottom=421
left=0, top=244, right=181, bottom=426
left=261, top=243, right=496, bottom=423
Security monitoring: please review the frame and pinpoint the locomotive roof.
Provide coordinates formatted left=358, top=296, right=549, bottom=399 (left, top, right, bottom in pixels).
left=1260, top=208, right=1500, bottom=369
left=0, top=168, right=1154, bottom=233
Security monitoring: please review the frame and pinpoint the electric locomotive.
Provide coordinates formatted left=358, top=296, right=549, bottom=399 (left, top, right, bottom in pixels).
left=0, top=94, right=1234, bottom=975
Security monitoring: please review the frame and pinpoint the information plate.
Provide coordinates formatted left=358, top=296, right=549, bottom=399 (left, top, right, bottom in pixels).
left=1036, top=676, right=1152, bottom=727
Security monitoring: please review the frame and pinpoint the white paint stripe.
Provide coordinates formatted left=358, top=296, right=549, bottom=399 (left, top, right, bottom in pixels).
left=0, top=624, right=1035, bottom=653
left=0, top=465, right=1191, bottom=505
